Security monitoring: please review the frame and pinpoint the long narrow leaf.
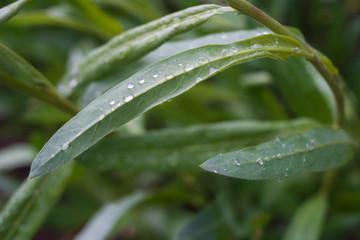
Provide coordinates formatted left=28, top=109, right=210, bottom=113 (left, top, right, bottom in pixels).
left=0, top=0, right=29, bottom=25
left=58, top=4, right=236, bottom=96
left=29, top=33, right=312, bottom=178
left=78, top=119, right=319, bottom=172
left=0, top=163, right=73, bottom=240
left=74, top=191, right=147, bottom=240
left=201, top=127, right=354, bottom=180
left=283, top=194, right=327, bottom=240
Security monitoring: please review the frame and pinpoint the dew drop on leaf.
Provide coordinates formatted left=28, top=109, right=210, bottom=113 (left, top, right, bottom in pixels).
left=61, top=142, right=69, bottom=150
left=185, top=64, right=194, bottom=71
left=139, top=79, right=145, bottom=84
left=152, top=72, right=158, bottom=78
left=198, top=56, right=208, bottom=64
left=127, top=83, right=134, bottom=89
left=274, top=38, right=279, bottom=44
left=256, top=158, right=264, bottom=166
left=124, top=94, right=134, bottom=102
left=209, top=68, right=217, bottom=75
left=109, top=99, right=115, bottom=105
left=196, top=77, right=202, bottom=83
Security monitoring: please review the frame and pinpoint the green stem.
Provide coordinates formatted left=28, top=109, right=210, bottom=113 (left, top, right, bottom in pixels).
left=226, top=0, right=345, bottom=127
left=0, top=72, right=78, bottom=115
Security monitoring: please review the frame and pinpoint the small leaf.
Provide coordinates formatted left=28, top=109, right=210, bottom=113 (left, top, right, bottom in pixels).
left=201, top=127, right=354, bottom=180
left=0, top=0, right=29, bottom=26
left=283, top=194, right=327, bottom=240
left=78, top=119, right=319, bottom=172
left=29, top=33, right=311, bottom=178
left=74, top=191, right=147, bottom=240
left=58, top=4, right=237, bottom=96
left=0, top=163, right=73, bottom=240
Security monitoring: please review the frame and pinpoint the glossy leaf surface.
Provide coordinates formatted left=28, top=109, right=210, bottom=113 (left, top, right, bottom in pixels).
left=78, top=119, right=319, bottom=172
left=0, top=164, right=73, bottom=240
left=201, top=127, right=354, bottom=180
left=283, top=194, right=327, bottom=240
left=30, top=33, right=311, bottom=178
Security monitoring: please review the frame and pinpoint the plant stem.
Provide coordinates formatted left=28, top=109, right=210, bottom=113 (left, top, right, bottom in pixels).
left=226, top=0, right=345, bottom=127
left=0, top=71, right=78, bottom=115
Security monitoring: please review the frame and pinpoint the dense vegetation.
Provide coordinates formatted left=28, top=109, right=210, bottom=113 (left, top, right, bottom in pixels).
left=0, top=0, right=359, bottom=239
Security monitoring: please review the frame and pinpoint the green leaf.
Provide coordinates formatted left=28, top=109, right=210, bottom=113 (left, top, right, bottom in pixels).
left=0, top=163, right=73, bottom=240
left=58, top=4, right=237, bottom=96
left=201, top=127, right=354, bottom=180
left=74, top=191, right=147, bottom=240
left=78, top=119, right=319, bottom=172
left=0, top=0, right=29, bottom=26
left=283, top=194, right=327, bottom=240
left=268, top=58, right=336, bottom=123
left=29, top=33, right=312, bottom=179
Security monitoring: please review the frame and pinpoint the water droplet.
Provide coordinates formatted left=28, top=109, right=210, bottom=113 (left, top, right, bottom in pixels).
left=284, top=172, right=288, bottom=177
left=286, top=167, right=289, bottom=171
left=152, top=72, right=158, bottom=78
left=221, top=34, right=228, bottom=40
left=165, top=74, right=174, bottom=80
left=230, top=46, right=238, bottom=52
left=264, top=156, right=269, bottom=160
left=198, top=57, right=208, bottom=64
left=306, top=143, right=311, bottom=149
left=251, top=43, right=263, bottom=49
left=220, top=48, right=230, bottom=56
left=213, top=170, right=218, bottom=173
left=303, top=158, right=306, bottom=162
left=167, top=98, right=173, bottom=102
left=277, top=153, right=281, bottom=157
left=178, top=63, right=183, bottom=67
left=219, top=154, right=223, bottom=157
left=275, top=136, right=280, bottom=142
left=185, top=64, right=194, bottom=71
left=109, top=99, right=115, bottom=105
left=310, top=139, right=315, bottom=144
left=69, top=79, right=77, bottom=87
left=293, top=47, right=300, bottom=53
left=223, top=168, right=227, bottom=171
left=196, top=77, right=202, bottom=83
left=61, top=142, right=68, bottom=150
left=209, top=68, right=217, bottom=75
left=256, top=158, right=264, bottom=166
left=274, top=38, right=279, bottom=44
left=234, top=160, right=241, bottom=166
left=277, top=178, right=282, bottom=182
left=51, top=153, right=55, bottom=158
left=139, top=79, right=145, bottom=84
left=98, top=114, right=105, bottom=120
left=282, top=143, right=286, bottom=147
left=124, top=94, right=134, bottom=102
left=127, top=83, right=134, bottom=89
left=262, top=166, right=266, bottom=171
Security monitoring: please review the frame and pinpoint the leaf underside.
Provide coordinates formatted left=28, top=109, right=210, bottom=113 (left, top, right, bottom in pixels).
left=201, top=127, right=354, bottom=180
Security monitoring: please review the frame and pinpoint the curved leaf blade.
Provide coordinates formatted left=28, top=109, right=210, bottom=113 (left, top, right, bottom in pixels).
left=78, top=119, right=319, bottom=172
left=201, top=127, right=354, bottom=180
left=0, top=0, right=29, bottom=26
left=74, top=191, right=147, bottom=240
left=0, top=164, right=73, bottom=240
left=58, top=4, right=236, bottom=96
left=29, top=33, right=312, bottom=179
left=283, top=194, right=327, bottom=240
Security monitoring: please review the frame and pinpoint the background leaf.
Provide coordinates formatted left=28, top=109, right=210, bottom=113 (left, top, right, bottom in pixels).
left=74, top=191, right=147, bottom=240
left=201, top=127, right=354, bottom=180
left=0, top=163, right=73, bottom=240
left=0, top=0, right=29, bottom=26
left=283, top=194, right=327, bottom=240
left=29, top=33, right=312, bottom=179
left=77, top=118, right=319, bottom=172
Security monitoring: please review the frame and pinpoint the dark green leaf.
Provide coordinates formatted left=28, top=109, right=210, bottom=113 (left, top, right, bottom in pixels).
left=29, top=33, right=312, bottom=178
left=201, top=127, right=354, bottom=180
left=78, top=119, right=319, bottom=172
left=283, top=194, right=327, bottom=240
left=0, top=163, right=73, bottom=240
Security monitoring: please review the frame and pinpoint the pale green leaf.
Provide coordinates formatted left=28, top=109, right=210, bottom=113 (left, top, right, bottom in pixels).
left=0, top=0, right=29, bottom=25
left=201, top=127, right=354, bottom=180
left=58, top=4, right=237, bottom=96
left=0, top=143, right=36, bottom=171
left=74, top=191, right=147, bottom=240
left=29, top=33, right=312, bottom=178
left=0, top=163, right=73, bottom=240
left=78, top=119, right=319, bottom=172
left=283, top=194, right=327, bottom=240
